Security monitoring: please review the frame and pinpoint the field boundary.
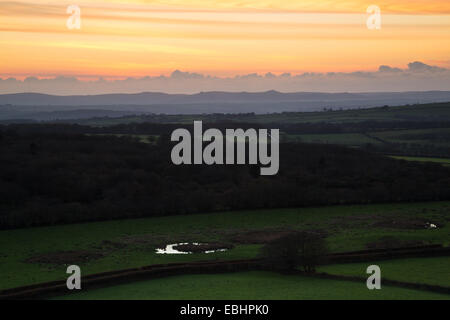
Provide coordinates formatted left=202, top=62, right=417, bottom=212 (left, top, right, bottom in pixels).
left=1, top=245, right=449, bottom=300
left=0, top=259, right=262, bottom=300
left=312, top=273, right=450, bottom=295
left=327, top=244, right=450, bottom=263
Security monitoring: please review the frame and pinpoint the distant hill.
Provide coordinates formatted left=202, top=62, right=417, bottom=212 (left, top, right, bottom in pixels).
left=1, top=91, right=450, bottom=120
left=2, top=91, right=450, bottom=106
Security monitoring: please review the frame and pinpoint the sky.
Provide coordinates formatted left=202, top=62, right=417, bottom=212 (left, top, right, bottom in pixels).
left=0, top=0, right=450, bottom=93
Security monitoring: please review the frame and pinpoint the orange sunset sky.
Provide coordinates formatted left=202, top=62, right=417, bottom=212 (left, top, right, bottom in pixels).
left=1, top=0, right=449, bottom=80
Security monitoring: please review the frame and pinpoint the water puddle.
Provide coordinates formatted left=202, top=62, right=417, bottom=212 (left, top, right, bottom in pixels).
left=156, top=243, right=229, bottom=255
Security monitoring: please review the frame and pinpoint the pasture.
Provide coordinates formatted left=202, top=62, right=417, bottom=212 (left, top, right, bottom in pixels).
left=1, top=201, right=449, bottom=291
left=54, top=271, right=450, bottom=300
left=319, top=256, right=450, bottom=287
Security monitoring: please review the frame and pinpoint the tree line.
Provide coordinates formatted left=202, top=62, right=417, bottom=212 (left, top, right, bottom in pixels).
left=0, top=125, right=449, bottom=229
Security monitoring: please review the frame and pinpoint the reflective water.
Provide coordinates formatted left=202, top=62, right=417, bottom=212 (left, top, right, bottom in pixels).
left=155, top=243, right=228, bottom=254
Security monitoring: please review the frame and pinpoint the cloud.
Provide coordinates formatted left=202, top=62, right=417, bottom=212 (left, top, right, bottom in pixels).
left=408, top=61, right=446, bottom=73
left=378, top=65, right=402, bottom=73
left=1, top=62, right=449, bottom=95
left=170, top=70, right=204, bottom=79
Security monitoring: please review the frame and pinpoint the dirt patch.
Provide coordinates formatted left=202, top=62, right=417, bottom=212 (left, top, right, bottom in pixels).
left=100, top=240, right=128, bottom=249
left=228, top=228, right=326, bottom=244
left=366, top=237, right=425, bottom=250
left=93, top=233, right=216, bottom=254
left=114, top=234, right=163, bottom=245
left=327, top=213, right=444, bottom=231
left=229, top=229, right=295, bottom=244
left=26, top=251, right=104, bottom=265
left=173, top=243, right=234, bottom=253
left=115, top=234, right=196, bottom=247
left=327, top=213, right=385, bottom=229
left=372, top=218, right=441, bottom=230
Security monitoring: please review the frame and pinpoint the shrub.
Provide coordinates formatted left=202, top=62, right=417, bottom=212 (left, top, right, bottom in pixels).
left=261, top=231, right=328, bottom=273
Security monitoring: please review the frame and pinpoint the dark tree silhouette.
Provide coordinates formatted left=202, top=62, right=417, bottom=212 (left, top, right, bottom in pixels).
left=261, top=232, right=328, bottom=273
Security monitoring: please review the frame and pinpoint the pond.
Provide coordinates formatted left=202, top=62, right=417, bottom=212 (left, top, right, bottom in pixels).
left=156, top=243, right=230, bottom=254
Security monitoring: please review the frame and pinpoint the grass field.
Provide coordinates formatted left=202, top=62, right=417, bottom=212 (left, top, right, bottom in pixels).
left=284, top=133, right=380, bottom=146
left=53, top=271, right=449, bottom=300
left=86, top=126, right=450, bottom=158
left=281, top=128, right=450, bottom=151
left=1, top=202, right=449, bottom=291
left=86, top=133, right=158, bottom=144
left=372, top=128, right=450, bottom=148
left=75, top=102, right=450, bottom=126
left=253, top=103, right=450, bottom=124
left=319, top=257, right=450, bottom=287
left=390, top=156, right=450, bottom=166
left=77, top=103, right=450, bottom=161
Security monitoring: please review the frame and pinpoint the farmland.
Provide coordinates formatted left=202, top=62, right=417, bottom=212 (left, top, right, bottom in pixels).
left=67, top=102, right=450, bottom=126
left=1, top=202, right=449, bottom=292
left=319, top=256, right=450, bottom=287
left=64, top=102, right=450, bottom=160
left=54, top=271, right=449, bottom=300
left=389, top=156, right=450, bottom=166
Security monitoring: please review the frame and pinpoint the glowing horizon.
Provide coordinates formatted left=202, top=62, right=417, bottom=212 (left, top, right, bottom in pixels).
left=1, top=0, right=450, bottom=80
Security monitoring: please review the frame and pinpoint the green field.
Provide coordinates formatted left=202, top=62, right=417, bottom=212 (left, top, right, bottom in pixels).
left=372, top=128, right=450, bottom=148
left=53, top=271, right=449, bottom=300
left=254, top=103, right=450, bottom=124
left=281, top=127, right=450, bottom=151
left=1, top=202, right=449, bottom=291
left=76, top=103, right=450, bottom=161
left=74, top=102, right=450, bottom=126
left=320, top=257, right=450, bottom=287
left=284, top=133, right=380, bottom=146
left=390, top=156, right=450, bottom=166
left=86, top=133, right=158, bottom=144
